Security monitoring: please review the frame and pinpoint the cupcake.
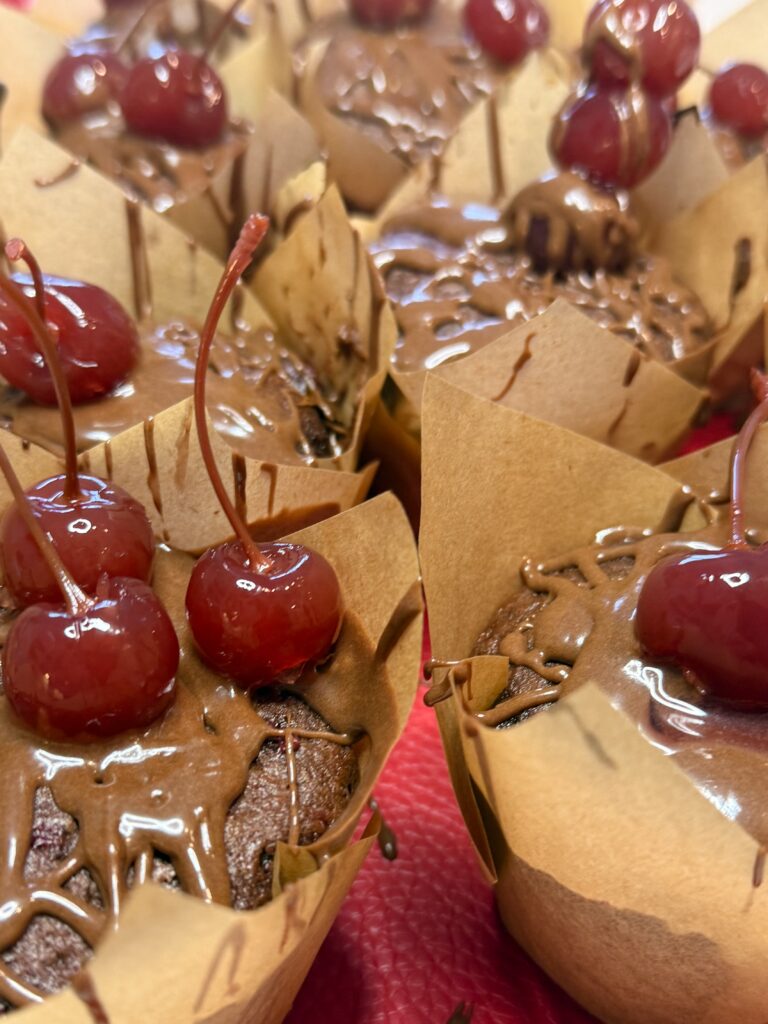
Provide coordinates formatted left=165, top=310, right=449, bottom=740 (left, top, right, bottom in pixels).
left=0, top=219, right=421, bottom=1019
left=294, top=0, right=562, bottom=212
left=1, top=1, right=310, bottom=260
left=420, top=371, right=768, bottom=1024
left=0, top=129, right=393, bottom=538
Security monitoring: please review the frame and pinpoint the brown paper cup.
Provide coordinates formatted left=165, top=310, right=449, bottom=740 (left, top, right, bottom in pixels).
left=420, top=373, right=768, bottom=1024
left=0, top=423, right=422, bottom=1024
left=0, top=128, right=380, bottom=533
left=395, top=300, right=706, bottom=462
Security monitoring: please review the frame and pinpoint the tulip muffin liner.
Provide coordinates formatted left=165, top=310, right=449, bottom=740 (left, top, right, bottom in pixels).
left=0, top=128, right=392, bottom=532
left=0, top=423, right=422, bottom=1024
left=419, top=373, right=768, bottom=1024
left=0, top=1, right=317, bottom=261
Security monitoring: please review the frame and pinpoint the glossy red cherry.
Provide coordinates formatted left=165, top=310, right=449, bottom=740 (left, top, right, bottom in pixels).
left=186, top=541, right=343, bottom=686
left=551, top=85, right=672, bottom=188
left=4, top=575, right=179, bottom=740
left=349, top=0, right=434, bottom=27
left=636, top=547, right=768, bottom=709
left=120, top=50, right=227, bottom=148
left=464, top=0, right=549, bottom=66
left=709, top=63, right=768, bottom=139
left=42, top=51, right=130, bottom=126
left=585, top=0, right=700, bottom=98
left=183, top=214, right=344, bottom=689
left=0, top=475, right=154, bottom=607
left=0, top=274, right=138, bottom=406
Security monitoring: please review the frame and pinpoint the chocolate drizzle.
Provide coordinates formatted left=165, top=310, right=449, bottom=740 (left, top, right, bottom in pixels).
left=370, top=193, right=712, bottom=373
left=474, top=508, right=768, bottom=846
left=0, top=549, right=361, bottom=1009
left=308, top=12, right=495, bottom=168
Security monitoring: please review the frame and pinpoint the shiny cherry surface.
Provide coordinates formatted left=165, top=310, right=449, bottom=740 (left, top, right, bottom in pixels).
left=551, top=86, right=671, bottom=188
left=464, top=0, right=549, bottom=65
left=120, top=50, right=227, bottom=148
left=0, top=474, right=154, bottom=607
left=185, top=541, right=343, bottom=687
left=709, top=63, right=768, bottom=139
left=3, top=576, right=179, bottom=740
left=636, top=546, right=768, bottom=710
left=349, top=0, right=434, bottom=27
left=42, top=51, right=130, bottom=126
left=585, top=0, right=700, bottom=97
left=0, top=274, right=138, bottom=406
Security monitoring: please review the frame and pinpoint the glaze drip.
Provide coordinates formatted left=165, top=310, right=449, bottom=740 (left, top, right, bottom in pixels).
left=370, top=194, right=712, bottom=372
left=474, top=511, right=768, bottom=845
left=308, top=12, right=495, bottom=167
left=0, top=547, right=360, bottom=1009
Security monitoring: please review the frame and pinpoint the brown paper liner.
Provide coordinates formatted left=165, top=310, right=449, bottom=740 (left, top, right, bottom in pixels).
left=254, top=185, right=398, bottom=471
left=420, top=374, right=768, bottom=1023
left=0, top=4, right=63, bottom=146
left=395, top=301, right=706, bottom=461
left=0, top=422, right=422, bottom=1023
left=0, top=128, right=381, bottom=530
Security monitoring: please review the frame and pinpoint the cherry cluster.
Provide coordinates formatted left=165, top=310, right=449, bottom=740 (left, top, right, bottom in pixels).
left=552, top=0, right=700, bottom=189
left=41, top=0, right=239, bottom=148
left=0, top=219, right=342, bottom=744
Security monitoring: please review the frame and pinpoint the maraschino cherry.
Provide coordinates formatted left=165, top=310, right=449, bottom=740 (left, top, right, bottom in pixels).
left=464, top=0, right=549, bottom=66
left=349, top=0, right=434, bottom=29
left=185, top=215, right=343, bottom=688
left=0, top=256, right=153, bottom=605
left=0, top=445, right=178, bottom=741
left=42, top=51, right=130, bottom=126
left=551, top=85, right=671, bottom=189
left=636, top=370, right=768, bottom=710
left=119, top=0, right=246, bottom=148
left=584, top=0, right=700, bottom=98
left=709, top=63, right=768, bottom=140
left=0, top=240, right=138, bottom=405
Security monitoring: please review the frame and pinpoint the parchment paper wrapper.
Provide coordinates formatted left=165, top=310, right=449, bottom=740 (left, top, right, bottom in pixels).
left=420, top=374, right=768, bottom=1024
left=681, top=0, right=768, bottom=110
left=395, top=300, right=706, bottom=460
left=0, top=422, right=422, bottom=1024
left=0, top=3, right=308, bottom=260
left=0, top=128, right=383, bottom=533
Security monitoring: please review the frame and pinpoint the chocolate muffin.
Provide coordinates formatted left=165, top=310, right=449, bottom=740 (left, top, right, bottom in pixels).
left=296, top=5, right=497, bottom=210
left=0, top=541, right=359, bottom=1012
left=370, top=173, right=714, bottom=375
left=473, top=500, right=768, bottom=847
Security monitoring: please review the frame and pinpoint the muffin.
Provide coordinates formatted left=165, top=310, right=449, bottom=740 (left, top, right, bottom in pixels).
left=0, top=131, right=391, bottom=534
left=420, top=373, right=768, bottom=1024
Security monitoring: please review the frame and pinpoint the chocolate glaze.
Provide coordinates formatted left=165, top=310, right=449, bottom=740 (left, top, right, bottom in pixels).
left=474, top=508, right=768, bottom=847
left=0, top=547, right=360, bottom=1010
left=304, top=9, right=495, bottom=168
left=0, top=319, right=348, bottom=465
left=370, top=190, right=712, bottom=373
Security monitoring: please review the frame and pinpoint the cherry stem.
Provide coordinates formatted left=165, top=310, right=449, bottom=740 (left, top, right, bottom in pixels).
left=200, top=0, right=247, bottom=63
left=730, top=369, right=768, bottom=548
left=194, top=213, right=271, bottom=572
left=0, top=260, right=80, bottom=501
left=117, top=0, right=167, bottom=57
left=7, top=239, right=46, bottom=322
left=0, top=444, right=90, bottom=617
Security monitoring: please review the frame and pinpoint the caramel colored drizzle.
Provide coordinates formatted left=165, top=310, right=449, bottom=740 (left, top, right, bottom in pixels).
left=370, top=197, right=712, bottom=373
left=312, top=19, right=494, bottom=168
left=473, top=508, right=768, bottom=846
left=0, top=548, right=360, bottom=1008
